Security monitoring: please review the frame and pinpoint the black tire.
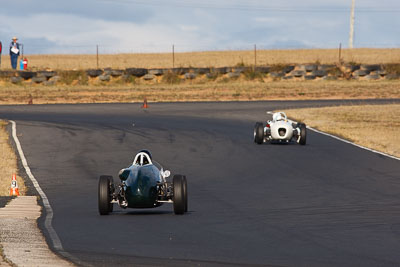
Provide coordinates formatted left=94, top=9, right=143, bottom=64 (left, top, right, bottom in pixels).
left=18, top=71, right=37, bottom=80
left=173, top=175, right=185, bottom=215
left=298, top=123, right=307, bottom=145
left=253, top=122, right=260, bottom=143
left=98, top=175, right=114, bottom=215
left=86, top=69, right=103, bottom=78
left=254, top=122, right=264, bottom=144
left=183, top=176, right=188, bottom=212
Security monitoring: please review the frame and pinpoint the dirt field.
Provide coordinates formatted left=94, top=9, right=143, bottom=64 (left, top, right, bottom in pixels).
left=1, top=48, right=400, bottom=70
left=0, top=121, right=25, bottom=196
left=285, top=104, right=400, bottom=158
left=0, top=80, right=399, bottom=105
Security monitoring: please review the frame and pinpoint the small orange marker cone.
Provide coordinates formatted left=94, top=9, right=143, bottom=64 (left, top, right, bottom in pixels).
left=142, top=98, right=148, bottom=109
left=9, top=174, right=20, bottom=196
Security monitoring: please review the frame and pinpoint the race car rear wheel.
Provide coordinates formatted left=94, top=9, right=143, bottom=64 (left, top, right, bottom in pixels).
left=98, top=175, right=114, bottom=215
left=183, top=175, right=188, bottom=212
left=253, top=122, right=261, bottom=143
left=254, top=122, right=264, bottom=144
left=299, top=123, right=307, bottom=145
left=173, top=174, right=185, bottom=215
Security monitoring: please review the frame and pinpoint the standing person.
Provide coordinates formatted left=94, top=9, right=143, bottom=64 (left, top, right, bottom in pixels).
left=9, top=37, right=20, bottom=70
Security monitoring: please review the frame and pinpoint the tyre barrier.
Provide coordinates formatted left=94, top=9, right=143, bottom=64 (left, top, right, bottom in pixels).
left=311, top=70, right=327, bottom=77
left=125, top=68, right=148, bottom=77
left=194, top=68, right=210, bottom=75
left=143, top=74, right=156, bottom=80
left=98, top=74, right=111, bottom=82
left=255, top=66, right=270, bottom=73
left=361, top=64, right=381, bottom=72
left=32, top=76, right=47, bottom=83
left=87, top=69, right=103, bottom=78
left=10, top=76, right=22, bottom=84
left=110, top=69, right=124, bottom=77
left=227, top=72, right=240, bottom=78
left=292, top=70, right=306, bottom=77
left=304, top=75, right=316, bottom=80
left=270, top=72, right=285, bottom=78
left=318, top=64, right=336, bottom=71
left=148, top=69, right=164, bottom=76
left=1, top=64, right=399, bottom=85
left=184, top=73, right=197, bottom=80
left=170, top=68, right=189, bottom=75
left=299, top=64, right=318, bottom=72
left=18, top=71, right=36, bottom=80
left=353, top=69, right=369, bottom=77
left=282, top=65, right=295, bottom=73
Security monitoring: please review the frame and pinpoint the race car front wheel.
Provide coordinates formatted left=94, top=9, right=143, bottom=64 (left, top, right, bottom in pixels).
left=183, top=175, right=188, bottom=212
left=173, top=174, right=186, bottom=215
left=298, top=123, right=307, bottom=145
left=254, top=122, right=264, bottom=144
left=254, top=122, right=261, bottom=143
left=98, top=175, right=114, bottom=215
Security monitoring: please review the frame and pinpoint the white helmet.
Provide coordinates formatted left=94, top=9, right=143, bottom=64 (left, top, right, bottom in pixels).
left=272, top=112, right=287, bottom=121
left=273, top=113, right=283, bottom=121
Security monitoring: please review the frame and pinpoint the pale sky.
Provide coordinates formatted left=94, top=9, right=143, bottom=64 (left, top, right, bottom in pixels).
left=0, top=0, right=399, bottom=54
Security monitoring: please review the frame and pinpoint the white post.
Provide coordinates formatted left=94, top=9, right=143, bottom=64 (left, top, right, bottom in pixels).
left=349, top=0, right=355, bottom=49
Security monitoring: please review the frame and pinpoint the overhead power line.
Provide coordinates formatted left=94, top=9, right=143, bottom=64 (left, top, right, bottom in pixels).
left=99, top=0, right=400, bottom=13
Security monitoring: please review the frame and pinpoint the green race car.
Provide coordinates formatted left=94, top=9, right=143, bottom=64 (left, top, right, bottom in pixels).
left=98, top=150, right=188, bottom=215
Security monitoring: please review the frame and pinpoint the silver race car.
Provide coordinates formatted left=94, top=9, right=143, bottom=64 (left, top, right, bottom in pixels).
left=254, top=111, right=307, bottom=145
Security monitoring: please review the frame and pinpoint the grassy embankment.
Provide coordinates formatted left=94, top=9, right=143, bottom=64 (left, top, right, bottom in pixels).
left=286, top=104, right=400, bottom=158
left=0, top=121, right=25, bottom=196
left=0, top=80, right=399, bottom=104
left=1, top=48, right=400, bottom=70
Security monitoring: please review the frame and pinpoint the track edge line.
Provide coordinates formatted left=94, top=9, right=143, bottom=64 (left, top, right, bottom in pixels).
left=9, top=120, right=83, bottom=265
left=307, top=126, right=400, bottom=161
left=267, top=111, right=400, bottom=161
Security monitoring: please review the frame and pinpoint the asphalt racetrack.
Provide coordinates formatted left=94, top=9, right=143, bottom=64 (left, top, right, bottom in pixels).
left=1, top=100, right=400, bottom=267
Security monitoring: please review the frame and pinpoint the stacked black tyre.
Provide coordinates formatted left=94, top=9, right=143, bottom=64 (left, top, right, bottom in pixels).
left=173, top=174, right=188, bottom=214
left=98, top=175, right=114, bottom=215
left=254, top=122, right=264, bottom=145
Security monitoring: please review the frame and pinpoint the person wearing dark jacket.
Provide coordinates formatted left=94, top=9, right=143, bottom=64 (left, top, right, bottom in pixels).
left=9, top=37, right=20, bottom=70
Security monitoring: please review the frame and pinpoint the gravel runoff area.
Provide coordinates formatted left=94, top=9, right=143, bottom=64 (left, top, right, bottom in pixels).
left=0, top=196, right=74, bottom=266
left=0, top=197, right=13, bottom=266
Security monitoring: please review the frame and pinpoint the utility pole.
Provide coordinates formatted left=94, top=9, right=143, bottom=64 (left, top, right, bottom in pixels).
left=349, top=0, right=355, bottom=49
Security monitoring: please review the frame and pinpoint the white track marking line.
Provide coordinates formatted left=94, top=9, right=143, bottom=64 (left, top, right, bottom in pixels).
left=10, top=120, right=64, bottom=250
left=307, top=126, right=400, bottom=161
left=267, top=111, right=400, bottom=161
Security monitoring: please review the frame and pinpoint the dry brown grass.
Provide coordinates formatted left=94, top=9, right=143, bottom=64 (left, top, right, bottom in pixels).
left=0, top=79, right=398, bottom=105
left=1, top=48, right=400, bottom=70
left=285, top=104, right=400, bottom=158
left=0, top=120, right=26, bottom=196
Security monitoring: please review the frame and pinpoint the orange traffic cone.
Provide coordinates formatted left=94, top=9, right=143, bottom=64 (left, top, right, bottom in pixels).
left=142, top=98, right=148, bottom=109
left=9, top=174, right=20, bottom=196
